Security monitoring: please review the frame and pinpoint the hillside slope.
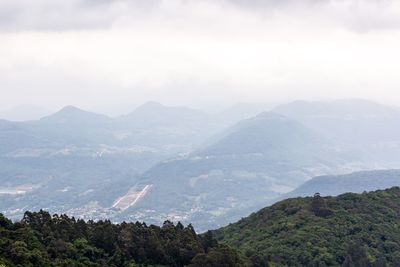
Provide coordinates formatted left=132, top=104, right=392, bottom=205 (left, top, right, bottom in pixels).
left=215, top=187, right=400, bottom=266
left=0, top=103, right=226, bottom=222
left=121, top=113, right=360, bottom=231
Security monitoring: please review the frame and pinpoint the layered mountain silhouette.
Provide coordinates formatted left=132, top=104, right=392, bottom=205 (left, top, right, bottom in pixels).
left=3, top=99, right=400, bottom=231
left=40, top=105, right=112, bottom=125
left=122, top=112, right=359, bottom=230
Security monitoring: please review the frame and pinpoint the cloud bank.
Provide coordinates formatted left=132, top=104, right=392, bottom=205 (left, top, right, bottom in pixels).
left=1, top=0, right=400, bottom=110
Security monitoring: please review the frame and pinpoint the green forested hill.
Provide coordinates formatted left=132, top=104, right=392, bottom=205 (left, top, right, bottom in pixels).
left=215, top=187, right=400, bottom=267
left=4, top=188, right=400, bottom=267
left=0, top=211, right=242, bottom=267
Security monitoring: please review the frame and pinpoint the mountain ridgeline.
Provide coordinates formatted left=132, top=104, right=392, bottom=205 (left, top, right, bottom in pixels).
left=284, top=169, right=400, bottom=198
left=121, top=112, right=354, bottom=230
left=0, top=102, right=235, bottom=223
left=3, top=99, right=400, bottom=232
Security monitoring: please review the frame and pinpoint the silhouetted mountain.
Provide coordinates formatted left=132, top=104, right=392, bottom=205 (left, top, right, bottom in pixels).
left=0, top=119, right=54, bottom=153
left=4, top=99, right=400, bottom=232
left=122, top=113, right=356, bottom=230
left=0, top=102, right=233, bottom=223
left=285, top=169, right=400, bottom=198
left=198, top=112, right=327, bottom=157
left=40, top=105, right=112, bottom=125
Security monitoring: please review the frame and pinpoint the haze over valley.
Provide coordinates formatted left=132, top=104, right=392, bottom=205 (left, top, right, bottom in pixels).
left=2, top=1, right=400, bottom=266
left=2, top=99, right=400, bottom=231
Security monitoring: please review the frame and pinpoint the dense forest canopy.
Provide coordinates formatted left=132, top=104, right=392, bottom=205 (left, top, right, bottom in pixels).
left=215, top=187, right=400, bottom=267
left=0, top=210, right=241, bottom=267
left=3, top=187, right=400, bottom=266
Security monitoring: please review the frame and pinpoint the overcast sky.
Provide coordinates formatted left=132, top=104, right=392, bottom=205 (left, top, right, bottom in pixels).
left=1, top=0, right=400, bottom=112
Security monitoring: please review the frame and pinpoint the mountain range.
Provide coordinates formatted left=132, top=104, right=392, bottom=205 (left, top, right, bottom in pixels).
left=122, top=112, right=363, bottom=230
left=3, top=99, right=400, bottom=231
left=0, top=102, right=273, bottom=223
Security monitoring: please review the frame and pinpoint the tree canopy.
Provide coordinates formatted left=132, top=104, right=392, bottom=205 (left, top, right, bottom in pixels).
left=0, top=211, right=242, bottom=267
left=215, top=187, right=400, bottom=267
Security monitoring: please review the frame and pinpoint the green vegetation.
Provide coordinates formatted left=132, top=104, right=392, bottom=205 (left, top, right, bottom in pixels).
left=215, top=187, right=400, bottom=266
left=4, top=187, right=400, bottom=266
left=0, top=210, right=242, bottom=267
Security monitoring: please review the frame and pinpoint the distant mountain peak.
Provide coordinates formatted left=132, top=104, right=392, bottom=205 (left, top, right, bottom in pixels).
left=40, top=106, right=110, bottom=124
left=58, top=105, right=85, bottom=113
left=197, top=111, right=325, bottom=156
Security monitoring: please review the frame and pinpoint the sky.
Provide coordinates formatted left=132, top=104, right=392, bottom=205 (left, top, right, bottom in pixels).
left=1, top=0, right=400, bottom=113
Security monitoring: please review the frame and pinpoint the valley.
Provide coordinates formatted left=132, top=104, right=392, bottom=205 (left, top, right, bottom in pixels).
left=2, top=99, right=400, bottom=231
left=2, top=1, right=398, bottom=265
left=111, top=184, right=152, bottom=210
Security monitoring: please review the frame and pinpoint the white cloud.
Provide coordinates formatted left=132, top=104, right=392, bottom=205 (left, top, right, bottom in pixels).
left=0, top=0, right=400, bottom=110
